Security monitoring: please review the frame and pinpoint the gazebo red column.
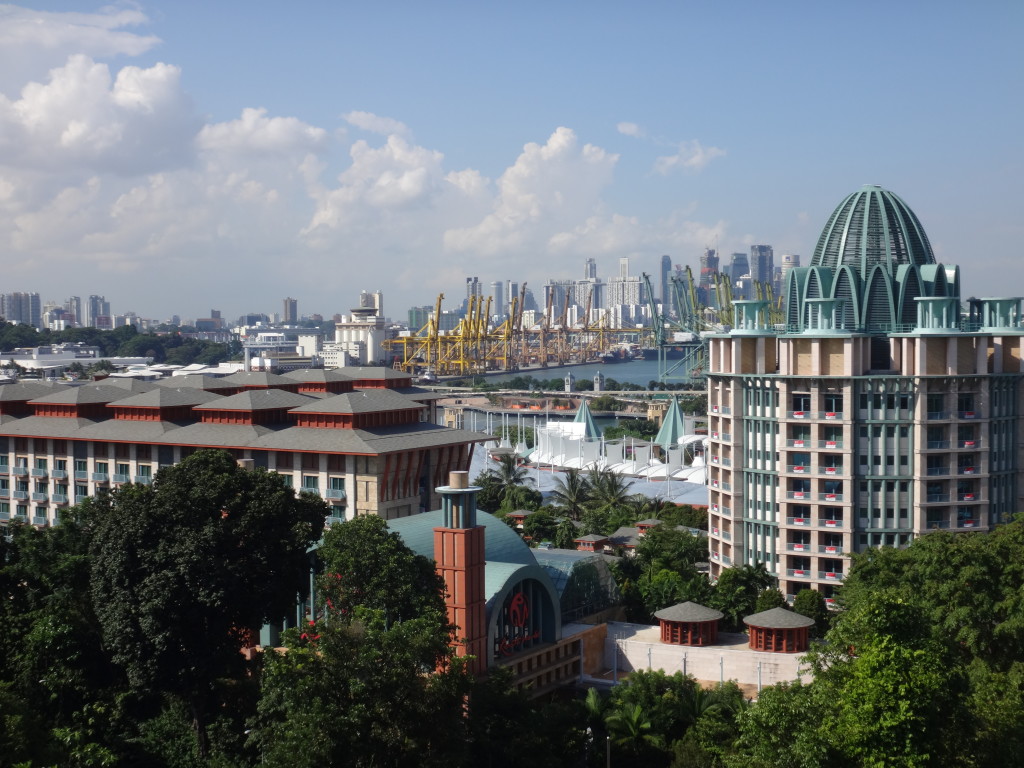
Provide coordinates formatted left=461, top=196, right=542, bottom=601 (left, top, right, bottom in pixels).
left=743, top=607, right=814, bottom=653
left=654, top=602, right=723, bottom=646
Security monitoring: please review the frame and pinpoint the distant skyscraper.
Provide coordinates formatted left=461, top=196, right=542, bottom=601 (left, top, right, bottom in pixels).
left=584, top=258, right=597, bottom=280
left=84, top=295, right=110, bottom=328
left=465, top=277, right=482, bottom=312
left=506, top=281, right=520, bottom=314
left=283, top=297, right=298, bottom=324
left=659, top=254, right=672, bottom=312
left=1, top=292, right=41, bottom=328
left=65, top=296, right=82, bottom=326
left=490, top=280, right=504, bottom=318
left=750, top=244, right=774, bottom=284
left=619, top=257, right=630, bottom=279
left=780, top=254, right=800, bottom=290
left=730, top=253, right=750, bottom=281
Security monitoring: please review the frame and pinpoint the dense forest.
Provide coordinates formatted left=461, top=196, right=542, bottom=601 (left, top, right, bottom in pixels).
left=2, top=449, right=1023, bottom=766
left=0, top=322, right=239, bottom=368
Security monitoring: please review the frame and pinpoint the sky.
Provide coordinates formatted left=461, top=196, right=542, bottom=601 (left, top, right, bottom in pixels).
left=1, top=1, right=1022, bottom=323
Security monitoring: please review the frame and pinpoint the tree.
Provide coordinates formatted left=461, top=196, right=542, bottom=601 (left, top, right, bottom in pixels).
left=89, top=449, right=326, bottom=758
left=711, top=562, right=774, bottom=630
left=586, top=468, right=633, bottom=513
left=548, top=468, right=591, bottom=520
left=522, top=510, right=558, bottom=544
left=553, top=518, right=579, bottom=550
left=754, top=588, right=787, bottom=613
left=791, top=589, right=829, bottom=637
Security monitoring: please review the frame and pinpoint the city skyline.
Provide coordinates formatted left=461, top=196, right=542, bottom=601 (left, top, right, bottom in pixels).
left=0, top=2, right=1021, bottom=320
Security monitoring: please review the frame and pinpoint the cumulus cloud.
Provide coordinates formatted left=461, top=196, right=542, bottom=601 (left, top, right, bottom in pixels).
left=444, top=127, right=618, bottom=261
left=617, top=122, right=644, bottom=137
left=0, top=5, right=160, bottom=95
left=198, top=108, right=328, bottom=155
left=343, top=110, right=410, bottom=137
left=0, top=54, right=197, bottom=175
left=654, top=139, right=726, bottom=174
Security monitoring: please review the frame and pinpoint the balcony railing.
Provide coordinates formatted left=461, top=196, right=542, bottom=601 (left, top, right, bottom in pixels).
left=818, top=411, right=843, bottom=420
left=818, top=571, right=844, bottom=581
left=926, top=441, right=950, bottom=449
left=927, top=520, right=951, bottom=530
left=819, top=466, right=842, bottom=475
left=92, top=473, right=109, bottom=483
left=51, top=469, right=68, bottom=479
left=325, top=488, right=347, bottom=500
left=786, top=492, right=809, bottom=500
left=0, top=489, right=7, bottom=499
left=12, top=490, right=28, bottom=500
left=52, top=493, right=69, bottom=504
left=722, top=555, right=732, bottom=565
left=818, top=440, right=844, bottom=449
left=958, top=493, right=978, bottom=502
left=786, top=517, right=810, bottom=526
left=31, top=492, right=47, bottom=502
left=74, top=470, right=89, bottom=480
left=112, top=473, right=130, bottom=484
left=927, top=411, right=949, bottom=420
left=75, top=494, right=89, bottom=504
left=926, top=466, right=949, bottom=476
left=0, top=465, right=8, bottom=475
left=819, top=493, right=844, bottom=502
left=11, top=466, right=28, bottom=476
left=958, top=440, right=979, bottom=449
left=787, top=411, right=808, bottom=419
left=957, top=411, right=978, bottom=419
left=819, top=518, right=844, bottom=528
left=30, top=468, right=47, bottom=478
left=301, top=486, right=321, bottom=496
left=787, top=465, right=808, bottom=474
left=819, top=545, right=843, bottom=555
left=787, top=439, right=809, bottom=447
left=786, top=543, right=811, bottom=552
left=710, top=405, right=731, bottom=414
left=32, top=516, right=47, bottom=527
left=926, top=494, right=950, bottom=503
left=958, top=466, right=977, bottom=475
left=786, top=569, right=811, bottom=578
left=956, top=519, right=977, bottom=529
left=134, top=476, right=152, bottom=485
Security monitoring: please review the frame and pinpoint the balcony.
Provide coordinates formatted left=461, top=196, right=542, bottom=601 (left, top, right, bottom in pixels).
left=818, top=493, right=844, bottom=502
left=92, top=473, right=109, bottom=483
left=326, top=515, right=346, bottom=526
left=818, top=571, right=844, bottom=581
left=787, top=465, right=808, bottom=474
left=325, top=488, right=347, bottom=500
left=51, top=469, right=68, bottom=479
left=786, top=516, right=810, bottom=526
left=957, top=411, right=978, bottom=419
left=926, top=466, right=949, bottom=476
left=926, top=520, right=951, bottom=530
left=709, top=405, right=730, bottom=414
left=31, top=492, right=47, bottom=502
left=30, top=468, right=47, bottom=478
left=926, top=494, right=950, bottom=503
left=956, top=519, right=977, bottom=529
left=12, top=490, right=28, bottom=500
left=0, top=465, right=8, bottom=475
left=74, top=494, right=89, bottom=504
left=819, top=466, right=842, bottom=475
left=112, top=474, right=130, bottom=484
left=31, top=516, right=48, bottom=527
left=926, top=441, right=950, bottom=449
left=134, top=475, right=152, bottom=485
left=786, top=492, right=809, bottom=501
left=0, top=489, right=7, bottom=499
left=818, top=518, right=844, bottom=528
left=11, top=466, right=28, bottom=476
left=722, top=555, right=732, bottom=565
left=75, top=471, right=89, bottom=480
left=957, top=493, right=978, bottom=502
left=301, top=486, right=321, bottom=496
left=786, top=543, right=811, bottom=552
left=787, top=411, right=808, bottom=419
left=786, top=569, right=811, bottom=578
left=958, top=440, right=979, bottom=449
left=957, top=466, right=977, bottom=475
left=787, top=439, right=809, bottom=448
left=819, top=545, right=843, bottom=555
left=52, top=493, right=69, bottom=505
left=818, top=440, right=843, bottom=449
left=927, top=411, right=950, bottom=420
left=818, top=411, right=843, bottom=420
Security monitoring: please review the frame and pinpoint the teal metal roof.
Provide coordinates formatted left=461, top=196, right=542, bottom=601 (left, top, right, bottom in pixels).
left=654, top=397, right=686, bottom=450
left=573, top=399, right=601, bottom=439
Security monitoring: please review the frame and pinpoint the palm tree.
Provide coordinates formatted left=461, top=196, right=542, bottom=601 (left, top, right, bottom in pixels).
left=548, top=468, right=591, bottom=521
left=484, top=454, right=532, bottom=492
left=586, top=468, right=633, bottom=513
left=604, top=703, right=660, bottom=755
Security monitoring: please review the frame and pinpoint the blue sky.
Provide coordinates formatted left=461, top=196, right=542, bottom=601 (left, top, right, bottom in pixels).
left=1, top=1, right=1021, bottom=321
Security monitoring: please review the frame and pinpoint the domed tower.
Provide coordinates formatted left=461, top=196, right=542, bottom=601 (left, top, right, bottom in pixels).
left=784, top=185, right=959, bottom=334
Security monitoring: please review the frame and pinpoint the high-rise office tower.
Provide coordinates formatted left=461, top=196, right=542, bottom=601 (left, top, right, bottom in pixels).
left=729, top=253, right=750, bottom=282
left=283, top=297, right=298, bottom=324
left=65, top=296, right=82, bottom=327
left=750, top=245, right=774, bottom=284
left=84, top=295, right=110, bottom=328
left=660, top=254, right=673, bottom=312
left=1, top=292, right=41, bottom=328
left=619, top=257, right=630, bottom=279
left=584, top=258, right=597, bottom=280
left=491, top=281, right=504, bottom=318
left=706, top=185, right=1023, bottom=604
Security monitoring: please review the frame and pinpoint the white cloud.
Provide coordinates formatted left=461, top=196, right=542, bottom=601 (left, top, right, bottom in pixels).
left=198, top=108, right=328, bottom=155
left=343, top=110, right=410, bottom=137
left=0, top=5, right=160, bottom=95
left=654, top=139, right=726, bottom=174
left=617, top=122, right=644, bottom=137
left=0, top=54, right=197, bottom=175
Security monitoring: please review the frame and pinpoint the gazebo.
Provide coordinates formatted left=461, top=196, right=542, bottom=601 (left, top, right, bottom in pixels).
left=654, top=601, right=723, bottom=646
left=743, top=607, right=815, bottom=653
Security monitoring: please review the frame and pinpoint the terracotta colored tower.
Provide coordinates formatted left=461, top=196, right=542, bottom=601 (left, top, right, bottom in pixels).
left=434, top=470, right=488, bottom=675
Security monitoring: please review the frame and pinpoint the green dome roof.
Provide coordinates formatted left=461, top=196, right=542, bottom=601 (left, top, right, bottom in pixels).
left=810, top=185, right=935, bottom=274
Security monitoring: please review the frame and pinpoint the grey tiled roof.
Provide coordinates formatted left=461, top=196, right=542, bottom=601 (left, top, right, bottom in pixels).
left=0, top=381, right=71, bottom=401
left=391, top=386, right=447, bottom=401
left=94, top=378, right=157, bottom=392
left=334, top=367, right=413, bottom=382
left=76, top=420, right=185, bottom=442
left=29, top=384, right=129, bottom=405
left=290, top=390, right=425, bottom=414
left=192, top=390, right=315, bottom=411
left=107, top=388, right=224, bottom=408
left=743, top=607, right=815, bottom=629
left=282, top=369, right=356, bottom=384
left=654, top=601, right=723, bottom=623
left=0, top=416, right=98, bottom=436
left=219, top=371, right=297, bottom=387
left=155, top=375, right=234, bottom=390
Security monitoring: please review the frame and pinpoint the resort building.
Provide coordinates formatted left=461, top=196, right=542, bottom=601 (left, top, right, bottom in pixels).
left=0, top=368, right=487, bottom=525
left=706, top=185, right=1024, bottom=601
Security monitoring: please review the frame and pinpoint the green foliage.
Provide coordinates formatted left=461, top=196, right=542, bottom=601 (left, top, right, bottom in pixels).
left=548, top=468, right=591, bottom=520
left=754, top=588, right=787, bottom=613
left=710, top=562, right=774, bottom=631
left=589, top=394, right=627, bottom=412
left=791, top=589, right=830, bottom=637
left=522, top=510, right=558, bottom=543
left=603, top=418, right=659, bottom=441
